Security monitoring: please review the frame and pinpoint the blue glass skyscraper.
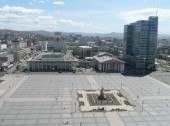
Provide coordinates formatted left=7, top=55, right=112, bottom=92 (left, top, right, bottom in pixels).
left=124, top=16, right=158, bottom=74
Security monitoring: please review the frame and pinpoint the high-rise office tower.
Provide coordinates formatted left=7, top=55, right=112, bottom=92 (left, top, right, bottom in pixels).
left=123, top=16, right=158, bottom=74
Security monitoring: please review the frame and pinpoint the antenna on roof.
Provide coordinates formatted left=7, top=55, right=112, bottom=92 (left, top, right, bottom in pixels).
left=156, top=5, right=158, bottom=16
left=156, top=0, right=159, bottom=16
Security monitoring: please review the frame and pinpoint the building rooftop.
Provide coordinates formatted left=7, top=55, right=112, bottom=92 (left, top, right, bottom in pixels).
left=28, top=52, right=78, bottom=62
left=94, top=55, right=113, bottom=63
left=93, top=52, right=124, bottom=63
left=79, top=46, right=92, bottom=49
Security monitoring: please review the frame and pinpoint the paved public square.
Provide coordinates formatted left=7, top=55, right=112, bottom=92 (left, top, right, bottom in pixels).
left=0, top=73, right=170, bottom=126
left=150, top=71, right=170, bottom=86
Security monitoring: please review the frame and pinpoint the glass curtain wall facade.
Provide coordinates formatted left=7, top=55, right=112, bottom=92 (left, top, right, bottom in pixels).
left=124, top=16, right=158, bottom=74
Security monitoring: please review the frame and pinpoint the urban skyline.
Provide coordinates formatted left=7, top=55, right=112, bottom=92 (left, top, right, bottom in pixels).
left=0, top=0, right=170, bottom=34
left=0, top=1, right=170, bottom=125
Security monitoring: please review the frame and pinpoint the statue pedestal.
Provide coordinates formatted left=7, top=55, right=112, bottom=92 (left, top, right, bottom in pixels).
left=98, top=87, right=106, bottom=100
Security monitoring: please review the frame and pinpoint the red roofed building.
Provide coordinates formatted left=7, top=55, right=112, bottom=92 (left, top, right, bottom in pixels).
left=93, top=52, right=124, bottom=72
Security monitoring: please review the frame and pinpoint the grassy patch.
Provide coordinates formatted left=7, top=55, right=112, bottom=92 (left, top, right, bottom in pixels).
left=0, top=80, right=4, bottom=83
left=159, top=64, right=170, bottom=72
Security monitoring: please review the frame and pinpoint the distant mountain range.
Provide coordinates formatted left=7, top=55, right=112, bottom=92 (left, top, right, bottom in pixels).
left=63, top=32, right=123, bottom=38
left=70, top=32, right=170, bottom=39
left=158, top=34, right=170, bottom=39
left=0, top=29, right=170, bottom=39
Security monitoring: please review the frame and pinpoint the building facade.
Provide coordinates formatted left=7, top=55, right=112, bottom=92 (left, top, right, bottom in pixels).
left=39, top=41, right=48, bottom=51
left=93, top=52, right=124, bottom=72
left=47, top=41, right=67, bottom=52
left=11, top=37, right=27, bottom=49
left=73, top=46, right=93, bottom=59
left=123, top=16, right=158, bottom=73
left=78, top=57, right=94, bottom=68
left=27, top=52, right=78, bottom=72
left=0, top=44, right=7, bottom=51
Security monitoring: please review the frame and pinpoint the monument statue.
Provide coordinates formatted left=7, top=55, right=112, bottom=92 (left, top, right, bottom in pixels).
left=98, top=87, right=106, bottom=100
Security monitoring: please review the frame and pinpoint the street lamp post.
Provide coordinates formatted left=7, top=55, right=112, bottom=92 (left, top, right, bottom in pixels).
left=142, top=100, right=144, bottom=111
left=80, top=122, right=82, bottom=126
left=143, top=58, right=146, bottom=75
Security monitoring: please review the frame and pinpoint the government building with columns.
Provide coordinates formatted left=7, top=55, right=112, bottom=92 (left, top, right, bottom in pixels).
left=93, top=52, right=125, bottom=72
left=27, top=52, right=78, bottom=72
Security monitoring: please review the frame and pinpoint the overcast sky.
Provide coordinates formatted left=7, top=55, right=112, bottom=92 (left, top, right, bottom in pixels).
left=0, top=0, right=170, bottom=34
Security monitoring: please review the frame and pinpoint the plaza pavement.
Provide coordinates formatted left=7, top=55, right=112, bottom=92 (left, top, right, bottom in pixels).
left=0, top=73, right=170, bottom=126
left=150, top=71, right=170, bottom=85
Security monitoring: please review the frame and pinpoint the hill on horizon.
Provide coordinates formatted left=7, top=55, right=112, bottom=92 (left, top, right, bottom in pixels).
left=0, top=29, right=170, bottom=39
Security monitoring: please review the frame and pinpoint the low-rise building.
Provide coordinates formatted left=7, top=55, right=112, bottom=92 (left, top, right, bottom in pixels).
left=78, top=57, right=94, bottom=68
left=93, top=52, right=124, bottom=72
left=11, top=37, right=27, bottom=49
left=73, top=46, right=93, bottom=59
left=0, top=44, right=7, bottom=51
left=27, top=52, right=78, bottom=72
left=47, top=41, right=67, bottom=52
